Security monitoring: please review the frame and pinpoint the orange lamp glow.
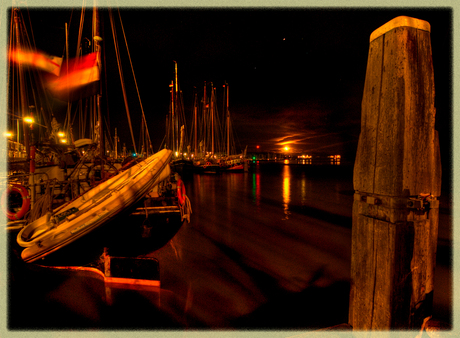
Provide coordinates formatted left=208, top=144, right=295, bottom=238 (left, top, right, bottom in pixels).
left=24, top=116, right=34, bottom=124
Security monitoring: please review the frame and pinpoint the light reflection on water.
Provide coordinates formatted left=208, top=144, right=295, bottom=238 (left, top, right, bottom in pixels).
left=153, top=163, right=355, bottom=328
left=300, top=172, right=307, bottom=205
left=252, top=171, right=260, bottom=207
left=9, top=160, right=451, bottom=330
left=282, top=165, right=291, bottom=220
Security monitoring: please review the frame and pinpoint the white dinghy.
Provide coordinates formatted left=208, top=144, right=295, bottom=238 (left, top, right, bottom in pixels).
left=17, top=149, right=173, bottom=263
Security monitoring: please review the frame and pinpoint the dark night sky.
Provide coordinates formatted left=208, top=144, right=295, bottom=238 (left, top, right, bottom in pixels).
left=6, top=6, right=453, bottom=167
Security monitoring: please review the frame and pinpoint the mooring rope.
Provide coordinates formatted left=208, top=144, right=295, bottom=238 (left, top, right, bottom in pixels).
left=27, top=179, right=55, bottom=222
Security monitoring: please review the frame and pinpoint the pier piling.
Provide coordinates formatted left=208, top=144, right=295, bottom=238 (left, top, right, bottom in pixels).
left=349, top=16, right=441, bottom=330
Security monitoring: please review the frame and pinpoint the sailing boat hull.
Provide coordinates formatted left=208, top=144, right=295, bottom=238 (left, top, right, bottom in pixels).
left=224, top=164, right=244, bottom=172
left=170, top=159, right=194, bottom=176
left=192, top=164, right=221, bottom=174
left=18, top=149, right=173, bottom=263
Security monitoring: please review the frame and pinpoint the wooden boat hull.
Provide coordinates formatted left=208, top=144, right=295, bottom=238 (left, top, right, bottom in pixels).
left=17, top=149, right=172, bottom=263
left=191, top=161, right=221, bottom=174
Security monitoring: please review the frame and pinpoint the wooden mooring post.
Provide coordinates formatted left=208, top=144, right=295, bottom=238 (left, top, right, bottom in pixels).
left=349, top=16, right=442, bottom=330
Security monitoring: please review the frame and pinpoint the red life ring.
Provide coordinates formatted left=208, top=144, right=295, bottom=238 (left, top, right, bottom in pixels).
left=176, top=179, right=186, bottom=206
left=1, top=184, right=31, bottom=220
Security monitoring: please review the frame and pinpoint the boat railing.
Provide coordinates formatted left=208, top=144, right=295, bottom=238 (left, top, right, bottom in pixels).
left=6, top=140, right=27, bottom=160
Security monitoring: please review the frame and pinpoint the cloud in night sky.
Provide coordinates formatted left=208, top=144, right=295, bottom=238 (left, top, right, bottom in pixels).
left=232, top=101, right=360, bottom=154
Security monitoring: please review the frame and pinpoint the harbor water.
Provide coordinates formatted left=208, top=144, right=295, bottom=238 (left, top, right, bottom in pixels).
left=7, top=161, right=452, bottom=330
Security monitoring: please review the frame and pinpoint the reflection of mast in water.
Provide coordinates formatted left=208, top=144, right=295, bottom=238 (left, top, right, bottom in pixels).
left=252, top=171, right=260, bottom=207
left=282, top=165, right=291, bottom=220
left=300, top=172, right=307, bottom=204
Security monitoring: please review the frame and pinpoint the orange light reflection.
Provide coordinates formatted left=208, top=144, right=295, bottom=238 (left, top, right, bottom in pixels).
left=282, top=165, right=290, bottom=220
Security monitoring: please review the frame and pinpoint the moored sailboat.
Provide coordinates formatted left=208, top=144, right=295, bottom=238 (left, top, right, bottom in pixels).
left=4, top=8, right=80, bottom=227
left=219, top=82, right=247, bottom=172
left=190, top=81, right=223, bottom=174
left=6, top=6, right=190, bottom=263
left=166, top=62, right=194, bottom=176
left=191, top=82, right=246, bottom=173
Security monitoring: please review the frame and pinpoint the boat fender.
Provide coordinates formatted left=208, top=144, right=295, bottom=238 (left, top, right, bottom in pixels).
left=176, top=179, right=186, bottom=206
left=1, top=184, right=31, bottom=220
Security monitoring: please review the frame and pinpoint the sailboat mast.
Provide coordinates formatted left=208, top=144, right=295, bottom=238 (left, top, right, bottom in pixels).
left=65, top=23, right=71, bottom=144
left=226, top=83, right=230, bottom=157
left=170, top=80, right=174, bottom=152
left=193, top=92, right=198, bottom=156
left=93, top=6, right=104, bottom=157
left=114, top=127, right=118, bottom=159
left=202, top=81, right=207, bottom=155
left=210, top=83, right=214, bottom=156
left=174, top=61, right=179, bottom=154
left=13, top=9, right=30, bottom=159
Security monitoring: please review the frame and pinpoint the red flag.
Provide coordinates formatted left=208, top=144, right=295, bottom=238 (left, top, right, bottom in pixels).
left=46, top=52, right=100, bottom=101
left=9, top=48, right=62, bottom=76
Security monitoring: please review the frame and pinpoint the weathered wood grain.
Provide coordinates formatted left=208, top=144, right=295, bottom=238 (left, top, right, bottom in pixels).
left=350, top=16, right=441, bottom=331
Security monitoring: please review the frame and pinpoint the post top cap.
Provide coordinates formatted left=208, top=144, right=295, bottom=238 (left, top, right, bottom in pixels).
left=370, top=16, right=431, bottom=42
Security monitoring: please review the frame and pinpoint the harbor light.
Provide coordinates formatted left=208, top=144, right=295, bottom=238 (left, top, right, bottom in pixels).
left=24, top=116, right=34, bottom=124
left=58, top=132, right=65, bottom=138
left=4, top=131, right=13, bottom=138
left=284, top=146, right=289, bottom=151
left=60, top=139, right=67, bottom=144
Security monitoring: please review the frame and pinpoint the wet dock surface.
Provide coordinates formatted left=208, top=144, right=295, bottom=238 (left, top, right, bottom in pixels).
left=7, top=162, right=452, bottom=330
